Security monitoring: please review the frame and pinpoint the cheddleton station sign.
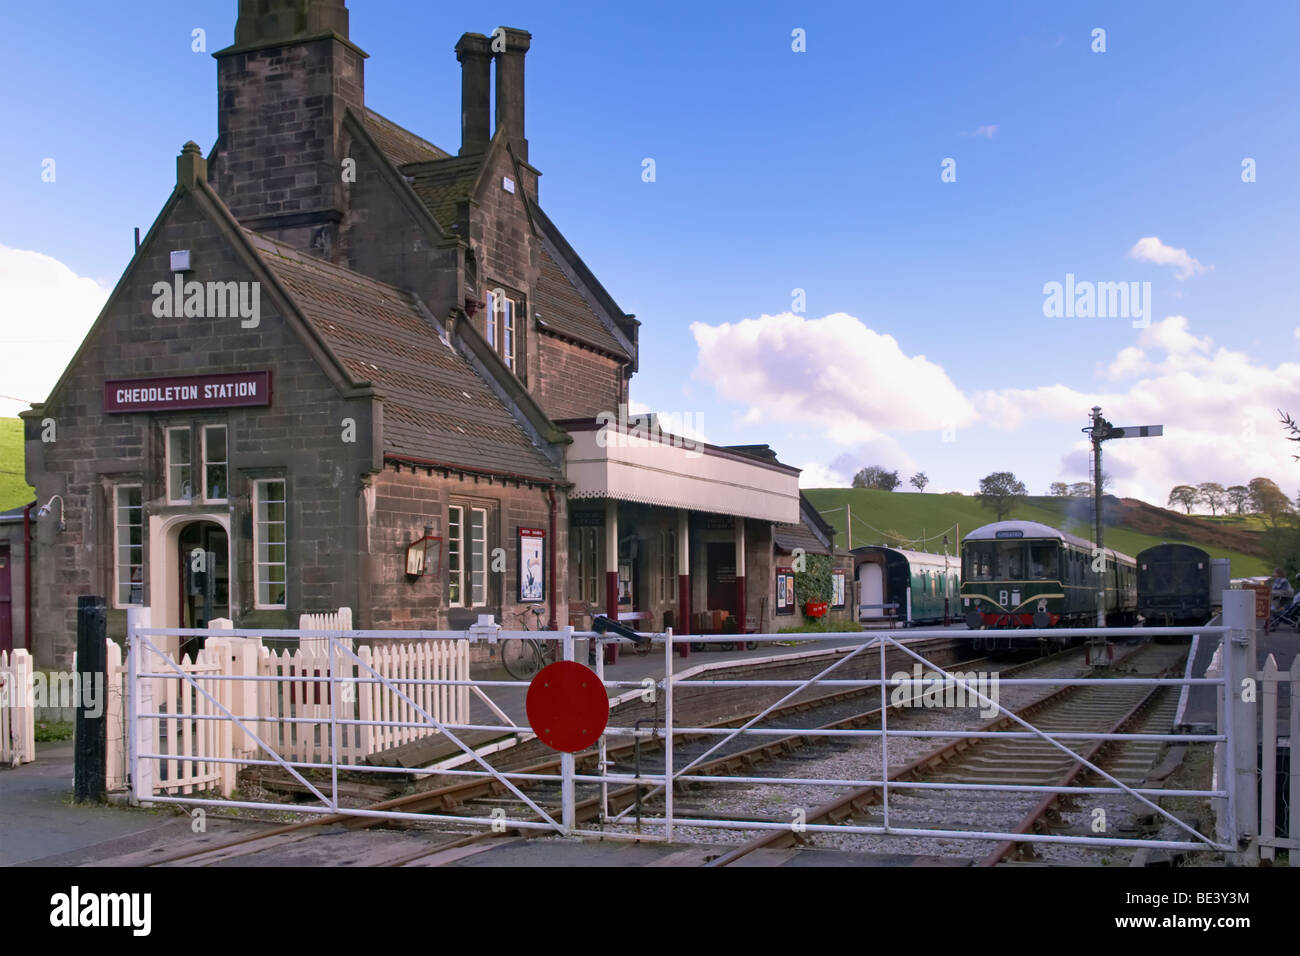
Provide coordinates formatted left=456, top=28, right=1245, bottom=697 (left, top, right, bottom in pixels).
left=104, top=371, right=272, bottom=414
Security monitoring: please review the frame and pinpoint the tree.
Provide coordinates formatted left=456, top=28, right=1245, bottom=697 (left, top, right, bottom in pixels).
left=1067, top=482, right=1092, bottom=498
left=1049, top=482, right=1069, bottom=496
left=1248, top=476, right=1292, bottom=527
left=1168, top=485, right=1198, bottom=514
left=909, top=472, right=930, bottom=492
left=1196, top=482, right=1226, bottom=516
left=977, top=471, right=1028, bottom=521
left=1226, top=485, right=1250, bottom=514
left=852, top=466, right=901, bottom=491
left=1281, top=409, right=1300, bottom=460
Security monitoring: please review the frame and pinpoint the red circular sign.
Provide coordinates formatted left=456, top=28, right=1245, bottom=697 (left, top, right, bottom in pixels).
left=525, top=661, right=609, bottom=753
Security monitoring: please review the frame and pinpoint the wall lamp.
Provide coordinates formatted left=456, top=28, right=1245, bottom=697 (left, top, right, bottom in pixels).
left=405, top=525, right=442, bottom=579
left=37, top=494, right=66, bottom=532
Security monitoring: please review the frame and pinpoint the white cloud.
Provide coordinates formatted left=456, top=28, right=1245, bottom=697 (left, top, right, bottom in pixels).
left=796, top=460, right=850, bottom=489
left=0, top=246, right=109, bottom=417
left=967, top=124, right=999, bottom=138
left=977, top=316, right=1300, bottom=503
left=1128, top=236, right=1210, bottom=280
left=691, top=312, right=977, bottom=445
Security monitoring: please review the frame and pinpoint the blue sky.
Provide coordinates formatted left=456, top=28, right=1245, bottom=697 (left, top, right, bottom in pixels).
left=2, top=1, right=1298, bottom=505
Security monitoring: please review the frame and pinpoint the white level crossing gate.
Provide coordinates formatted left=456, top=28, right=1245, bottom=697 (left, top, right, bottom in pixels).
left=121, top=593, right=1279, bottom=859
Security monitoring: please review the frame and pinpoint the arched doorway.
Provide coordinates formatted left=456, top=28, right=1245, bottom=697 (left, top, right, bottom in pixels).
left=175, top=521, right=229, bottom=659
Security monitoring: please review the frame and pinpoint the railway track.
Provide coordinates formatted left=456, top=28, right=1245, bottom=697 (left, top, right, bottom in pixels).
left=704, top=640, right=1189, bottom=866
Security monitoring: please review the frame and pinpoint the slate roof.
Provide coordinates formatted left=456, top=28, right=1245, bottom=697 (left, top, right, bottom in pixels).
left=405, top=155, right=482, bottom=232
left=774, top=521, right=830, bottom=555
left=246, top=231, right=561, bottom=481
left=363, top=108, right=451, bottom=166
left=535, top=246, right=630, bottom=358
left=774, top=493, right=835, bottom=555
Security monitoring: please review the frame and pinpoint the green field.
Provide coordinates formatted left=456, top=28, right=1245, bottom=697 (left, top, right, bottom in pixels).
left=804, top=488, right=1271, bottom=578
left=0, top=418, right=34, bottom=512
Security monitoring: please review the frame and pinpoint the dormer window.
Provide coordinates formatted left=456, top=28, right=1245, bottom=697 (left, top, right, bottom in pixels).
left=485, top=286, right=522, bottom=374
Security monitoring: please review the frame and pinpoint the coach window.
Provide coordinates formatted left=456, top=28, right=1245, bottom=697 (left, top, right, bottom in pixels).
left=166, top=426, right=194, bottom=503
left=203, top=425, right=228, bottom=502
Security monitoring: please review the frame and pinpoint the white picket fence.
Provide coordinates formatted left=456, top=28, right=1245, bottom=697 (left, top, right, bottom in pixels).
left=122, top=609, right=471, bottom=797
left=1, top=649, right=36, bottom=766
left=1208, top=645, right=1299, bottom=861
left=1259, top=652, right=1300, bottom=861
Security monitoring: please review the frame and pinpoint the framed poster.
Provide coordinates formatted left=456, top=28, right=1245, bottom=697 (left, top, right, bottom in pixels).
left=832, top=570, right=846, bottom=609
left=775, top=567, right=794, bottom=615
left=518, top=528, right=545, bottom=602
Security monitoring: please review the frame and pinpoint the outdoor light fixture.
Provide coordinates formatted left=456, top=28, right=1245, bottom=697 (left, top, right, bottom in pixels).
left=405, top=525, right=441, bottom=579
left=37, top=494, right=66, bottom=532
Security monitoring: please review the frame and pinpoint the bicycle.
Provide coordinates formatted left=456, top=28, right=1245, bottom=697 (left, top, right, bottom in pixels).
left=500, top=605, right=554, bottom=680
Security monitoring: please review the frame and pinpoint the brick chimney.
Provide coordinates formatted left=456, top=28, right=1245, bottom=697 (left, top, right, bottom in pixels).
left=493, top=27, right=531, bottom=163
left=456, top=33, right=492, bottom=156
left=210, top=0, right=366, bottom=254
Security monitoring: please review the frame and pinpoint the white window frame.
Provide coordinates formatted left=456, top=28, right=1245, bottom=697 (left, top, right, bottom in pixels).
left=448, top=504, right=488, bottom=608
left=166, top=426, right=194, bottom=503
left=486, top=286, right=520, bottom=373
left=113, top=484, right=144, bottom=609
left=253, top=478, right=287, bottom=610
left=202, top=424, right=229, bottom=503
left=469, top=507, right=487, bottom=606
left=448, top=505, right=464, bottom=606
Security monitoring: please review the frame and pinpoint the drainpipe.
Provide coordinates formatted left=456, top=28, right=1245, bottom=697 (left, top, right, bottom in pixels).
left=23, top=501, right=33, bottom=651
left=547, top=486, right=558, bottom=630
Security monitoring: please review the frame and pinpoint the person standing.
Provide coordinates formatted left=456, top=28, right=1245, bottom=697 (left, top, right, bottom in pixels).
left=1270, top=567, right=1294, bottom=613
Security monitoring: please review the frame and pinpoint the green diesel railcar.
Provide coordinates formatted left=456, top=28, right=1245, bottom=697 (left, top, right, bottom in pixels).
left=960, top=520, right=1136, bottom=643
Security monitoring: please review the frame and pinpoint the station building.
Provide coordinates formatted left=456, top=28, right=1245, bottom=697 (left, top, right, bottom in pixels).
left=19, top=0, right=827, bottom=668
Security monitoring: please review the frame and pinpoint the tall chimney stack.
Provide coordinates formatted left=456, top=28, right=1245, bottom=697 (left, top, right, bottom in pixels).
left=456, top=33, right=492, bottom=156
left=493, top=27, right=531, bottom=163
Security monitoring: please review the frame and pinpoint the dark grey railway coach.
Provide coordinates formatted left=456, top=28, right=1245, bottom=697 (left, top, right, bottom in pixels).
left=1136, top=543, right=1226, bottom=627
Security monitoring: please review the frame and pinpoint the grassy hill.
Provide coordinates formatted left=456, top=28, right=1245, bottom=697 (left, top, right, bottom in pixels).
left=0, top=418, right=33, bottom=512
left=803, top=488, right=1271, bottom=578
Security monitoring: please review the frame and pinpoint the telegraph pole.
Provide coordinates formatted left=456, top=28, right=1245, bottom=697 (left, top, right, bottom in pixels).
left=1082, top=407, right=1163, bottom=627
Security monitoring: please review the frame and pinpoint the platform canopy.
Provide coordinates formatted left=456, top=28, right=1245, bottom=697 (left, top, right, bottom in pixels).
left=563, top=421, right=801, bottom=524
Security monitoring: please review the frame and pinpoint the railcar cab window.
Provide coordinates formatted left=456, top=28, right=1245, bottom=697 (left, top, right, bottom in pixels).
left=1029, top=543, right=1057, bottom=580
left=997, top=542, right=1026, bottom=579
left=485, top=287, right=521, bottom=373
left=965, top=544, right=994, bottom=581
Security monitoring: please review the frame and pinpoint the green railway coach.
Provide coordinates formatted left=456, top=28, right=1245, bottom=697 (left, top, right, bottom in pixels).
left=852, top=545, right=961, bottom=626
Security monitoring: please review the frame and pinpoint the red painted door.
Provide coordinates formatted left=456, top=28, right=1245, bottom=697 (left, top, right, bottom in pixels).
left=0, top=545, right=13, bottom=653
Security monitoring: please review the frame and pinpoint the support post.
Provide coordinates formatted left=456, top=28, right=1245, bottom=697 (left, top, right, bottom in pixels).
left=663, top=626, right=674, bottom=842
left=561, top=626, right=575, bottom=834
left=126, top=605, right=154, bottom=805
left=734, top=517, right=747, bottom=647
left=74, top=595, right=107, bottom=803
left=677, top=510, right=690, bottom=658
left=604, top=500, right=619, bottom=622
left=1223, top=589, right=1258, bottom=862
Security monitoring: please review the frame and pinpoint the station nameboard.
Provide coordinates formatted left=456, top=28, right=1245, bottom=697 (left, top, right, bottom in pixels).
left=104, top=371, right=272, bottom=414
left=994, top=529, right=1024, bottom=539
